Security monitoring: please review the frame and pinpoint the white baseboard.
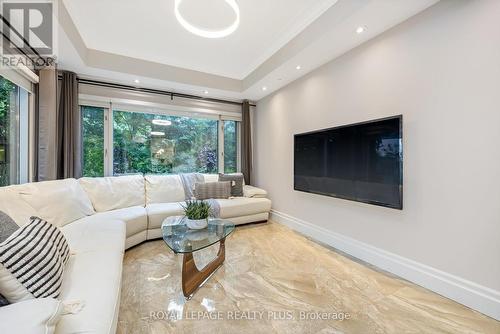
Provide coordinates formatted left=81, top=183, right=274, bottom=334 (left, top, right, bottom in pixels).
left=271, top=210, right=500, bottom=321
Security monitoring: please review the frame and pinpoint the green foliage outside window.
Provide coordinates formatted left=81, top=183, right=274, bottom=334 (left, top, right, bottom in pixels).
left=0, top=77, right=16, bottom=186
left=81, top=106, right=105, bottom=177
left=113, top=110, right=218, bottom=175
left=224, top=121, right=237, bottom=173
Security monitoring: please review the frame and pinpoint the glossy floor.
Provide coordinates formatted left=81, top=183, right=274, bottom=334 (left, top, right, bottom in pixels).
left=117, top=222, right=500, bottom=334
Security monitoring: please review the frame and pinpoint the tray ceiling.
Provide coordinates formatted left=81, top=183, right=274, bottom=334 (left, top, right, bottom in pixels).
left=58, top=0, right=440, bottom=101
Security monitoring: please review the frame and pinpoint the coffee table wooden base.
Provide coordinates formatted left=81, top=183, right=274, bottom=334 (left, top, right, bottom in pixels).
left=182, top=238, right=226, bottom=298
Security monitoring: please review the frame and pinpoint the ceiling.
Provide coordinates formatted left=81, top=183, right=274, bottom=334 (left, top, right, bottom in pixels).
left=62, top=0, right=336, bottom=79
left=58, top=0, right=440, bottom=101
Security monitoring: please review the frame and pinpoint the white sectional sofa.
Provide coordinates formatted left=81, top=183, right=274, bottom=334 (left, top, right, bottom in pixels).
left=0, top=174, right=271, bottom=334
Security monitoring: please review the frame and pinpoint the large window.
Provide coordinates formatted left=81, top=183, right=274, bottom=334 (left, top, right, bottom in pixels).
left=113, top=110, right=218, bottom=174
left=0, top=76, right=29, bottom=186
left=81, top=105, right=240, bottom=177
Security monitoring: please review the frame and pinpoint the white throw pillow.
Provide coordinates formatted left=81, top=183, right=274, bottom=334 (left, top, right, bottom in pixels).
left=243, top=185, right=268, bottom=198
left=18, top=179, right=95, bottom=227
left=79, top=175, right=146, bottom=212
left=0, top=298, right=63, bottom=334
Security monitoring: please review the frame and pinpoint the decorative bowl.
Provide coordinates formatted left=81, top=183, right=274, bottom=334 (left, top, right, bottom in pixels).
left=185, top=218, right=208, bottom=230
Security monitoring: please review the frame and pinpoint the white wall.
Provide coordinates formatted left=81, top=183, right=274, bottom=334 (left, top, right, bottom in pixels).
left=254, top=0, right=500, bottom=317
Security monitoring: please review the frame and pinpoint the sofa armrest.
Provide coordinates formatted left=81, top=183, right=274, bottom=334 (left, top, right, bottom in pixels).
left=0, top=298, right=64, bottom=334
left=243, top=185, right=268, bottom=198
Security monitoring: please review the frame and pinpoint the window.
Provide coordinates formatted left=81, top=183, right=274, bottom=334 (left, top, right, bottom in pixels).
left=0, top=76, right=29, bottom=186
left=113, top=110, right=219, bottom=175
left=224, top=120, right=237, bottom=173
left=81, top=104, right=240, bottom=176
left=81, top=106, right=105, bottom=177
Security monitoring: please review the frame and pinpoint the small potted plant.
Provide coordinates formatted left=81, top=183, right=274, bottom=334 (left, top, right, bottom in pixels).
left=181, top=200, right=210, bottom=230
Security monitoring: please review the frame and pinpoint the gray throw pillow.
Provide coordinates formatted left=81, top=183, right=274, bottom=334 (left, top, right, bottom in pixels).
left=218, top=173, right=244, bottom=197
left=0, top=294, right=8, bottom=307
left=194, top=181, right=231, bottom=200
left=0, top=211, right=19, bottom=243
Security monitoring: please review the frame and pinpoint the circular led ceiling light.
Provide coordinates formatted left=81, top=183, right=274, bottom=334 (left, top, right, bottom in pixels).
left=174, top=0, right=240, bottom=38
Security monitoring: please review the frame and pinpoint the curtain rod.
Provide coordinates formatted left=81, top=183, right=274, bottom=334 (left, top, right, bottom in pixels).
left=63, top=76, right=256, bottom=107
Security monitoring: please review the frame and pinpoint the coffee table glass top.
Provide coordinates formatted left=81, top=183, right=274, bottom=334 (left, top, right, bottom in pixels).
left=161, top=217, right=235, bottom=254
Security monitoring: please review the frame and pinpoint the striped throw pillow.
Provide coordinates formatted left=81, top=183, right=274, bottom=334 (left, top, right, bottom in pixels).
left=194, top=181, right=231, bottom=200
left=0, top=217, right=70, bottom=300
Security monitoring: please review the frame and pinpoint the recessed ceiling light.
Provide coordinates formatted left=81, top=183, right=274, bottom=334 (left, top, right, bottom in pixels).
left=174, top=0, right=240, bottom=38
left=262, top=86, right=268, bottom=91
left=152, top=119, right=172, bottom=126
left=296, top=65, right=301, bottom=70
left=151, top=131, right=165, bottom=136
left=134, top=79, right=140, bottom=84
left=203, top=90, right=209, bottom=95
left=356, top=26, right=366, bottom=34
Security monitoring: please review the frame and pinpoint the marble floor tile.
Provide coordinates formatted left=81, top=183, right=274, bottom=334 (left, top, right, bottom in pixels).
left=117, top=221, right=499, bottom=334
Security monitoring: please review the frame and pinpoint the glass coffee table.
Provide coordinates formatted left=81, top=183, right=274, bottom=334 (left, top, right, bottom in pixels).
left=161, top=217, right=235, bottom=298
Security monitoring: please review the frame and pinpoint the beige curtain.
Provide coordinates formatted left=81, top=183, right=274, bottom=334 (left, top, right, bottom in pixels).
left=241, top=100, right=252, bottom=185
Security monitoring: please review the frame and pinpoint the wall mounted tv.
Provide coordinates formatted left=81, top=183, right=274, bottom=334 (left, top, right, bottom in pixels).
left=294, top=115, right=403, bottom=209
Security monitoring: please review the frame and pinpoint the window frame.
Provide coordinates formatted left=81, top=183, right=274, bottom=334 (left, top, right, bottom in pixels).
left=80, top=99, right=241, bottom=176
left=0, top=76, right=31, bottom=186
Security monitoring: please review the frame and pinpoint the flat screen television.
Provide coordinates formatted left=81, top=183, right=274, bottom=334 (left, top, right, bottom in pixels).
left=294, top=115, right=403, bottom=209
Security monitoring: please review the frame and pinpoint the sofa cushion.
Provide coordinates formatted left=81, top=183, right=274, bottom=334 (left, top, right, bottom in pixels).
left=145, top=175, right=185, bottom=204
left=0, top=186, right=37, bottom=227
left=146, top=203, right=184, bottom=229
left=61, top=219, right=126, bottom=254
left=79, top=175, right=145, bottom=212
left=217, top=197, right=272, bottom=218
left=56, top=250, right=123, bottom=334
left=16, top=179, right=94, bottom=228
left=0, top=218, right=70, bottom=302
left=74, top=206, right=147, bottom=238
left=0, top=297, right=64, bottom=334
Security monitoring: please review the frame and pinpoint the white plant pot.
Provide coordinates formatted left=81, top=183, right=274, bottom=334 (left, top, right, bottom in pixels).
left=185, top=218, right=208, bottom=230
